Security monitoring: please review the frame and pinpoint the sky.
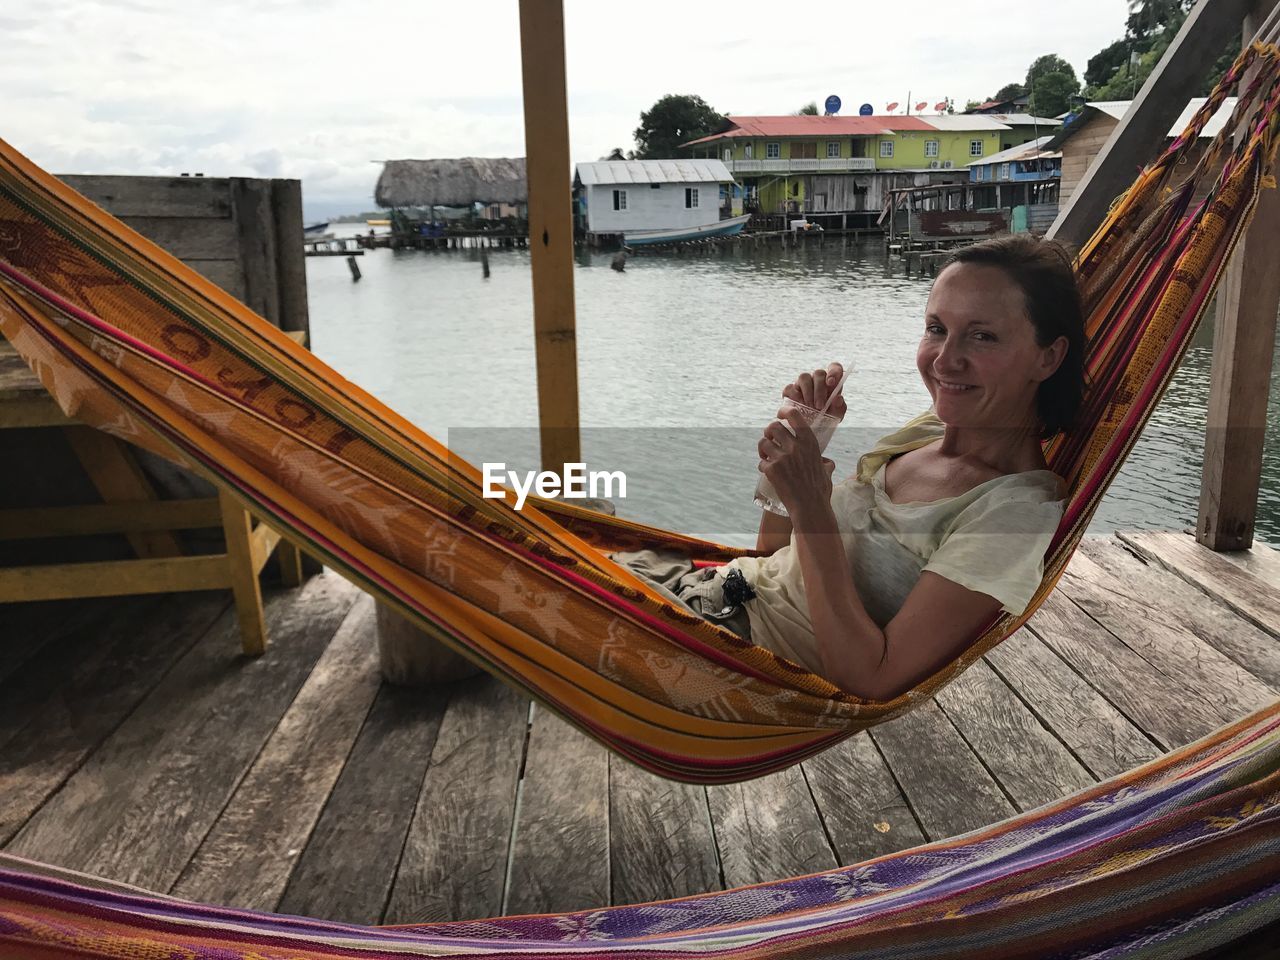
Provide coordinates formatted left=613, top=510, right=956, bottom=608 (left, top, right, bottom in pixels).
left=2, top=0, right=1132, bottom=219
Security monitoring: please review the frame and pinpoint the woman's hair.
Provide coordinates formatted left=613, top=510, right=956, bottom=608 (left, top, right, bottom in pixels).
left=942, top=235, right=1086, bottom=439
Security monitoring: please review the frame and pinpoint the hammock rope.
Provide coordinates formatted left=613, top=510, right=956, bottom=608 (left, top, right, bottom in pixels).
left=2, top=45, right=1280, bottom=787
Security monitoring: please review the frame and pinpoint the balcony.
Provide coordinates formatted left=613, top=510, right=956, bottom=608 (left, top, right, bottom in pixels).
left=725, top=157, right=876, bottom=174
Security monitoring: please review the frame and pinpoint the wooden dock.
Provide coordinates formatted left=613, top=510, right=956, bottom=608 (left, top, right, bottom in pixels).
left=2, top=530, right=1278, bottom=926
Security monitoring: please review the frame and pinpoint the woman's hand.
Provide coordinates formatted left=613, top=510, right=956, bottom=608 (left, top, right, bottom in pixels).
left=782, top=362, right=847, bottom=420
left=758, top=407, right=837, bottom=522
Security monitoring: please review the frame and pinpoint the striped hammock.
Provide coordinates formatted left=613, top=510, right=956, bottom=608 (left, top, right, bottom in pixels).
left=1, top=47, right=1279, bottom=789
left=2, top=701, right=1277, bottom=957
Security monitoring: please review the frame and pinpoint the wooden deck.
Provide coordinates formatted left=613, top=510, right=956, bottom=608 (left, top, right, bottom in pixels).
left=2, top=530, right=1279, bottom=927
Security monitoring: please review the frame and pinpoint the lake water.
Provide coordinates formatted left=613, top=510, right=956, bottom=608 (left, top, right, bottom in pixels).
left=306, top=226, right=1280, bottom=548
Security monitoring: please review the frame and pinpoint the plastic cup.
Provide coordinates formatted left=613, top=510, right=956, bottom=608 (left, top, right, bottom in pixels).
left=753, top=397, right=841, bottom=517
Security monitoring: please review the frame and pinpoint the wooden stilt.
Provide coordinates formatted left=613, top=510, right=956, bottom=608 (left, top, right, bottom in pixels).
left=1195, top=0, right=1280, bottom=551
left=519, top=0, right=580, bottom=472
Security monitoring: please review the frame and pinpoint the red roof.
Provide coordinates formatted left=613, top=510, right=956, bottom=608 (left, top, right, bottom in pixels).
left=683, top=114, right=935, bottom=147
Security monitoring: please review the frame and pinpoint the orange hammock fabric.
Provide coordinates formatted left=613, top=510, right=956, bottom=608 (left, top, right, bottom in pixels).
left=1, top=45, right=1279, bottom=784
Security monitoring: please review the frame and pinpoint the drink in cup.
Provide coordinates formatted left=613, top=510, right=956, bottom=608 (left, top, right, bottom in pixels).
left=753, top=397, right=841, bottom=517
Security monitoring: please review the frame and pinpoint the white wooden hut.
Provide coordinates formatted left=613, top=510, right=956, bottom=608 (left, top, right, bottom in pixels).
left=574, top=160, right=736, bottom=237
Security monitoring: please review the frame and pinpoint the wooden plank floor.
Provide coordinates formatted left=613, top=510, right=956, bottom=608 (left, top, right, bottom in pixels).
left=2, top=531, right=1278, bottom=926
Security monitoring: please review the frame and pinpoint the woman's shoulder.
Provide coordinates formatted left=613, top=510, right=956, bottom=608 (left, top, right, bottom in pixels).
left=855, top=409, right=946, bottom=484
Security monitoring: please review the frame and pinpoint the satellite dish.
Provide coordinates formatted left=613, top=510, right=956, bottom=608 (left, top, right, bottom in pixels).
left=824, top=95, right=842, bottom=115
left=858, top=103, right=873, bottom=116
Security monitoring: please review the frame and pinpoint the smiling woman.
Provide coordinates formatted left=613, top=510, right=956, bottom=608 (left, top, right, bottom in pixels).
left=613, top=235, right=1086, bottom=701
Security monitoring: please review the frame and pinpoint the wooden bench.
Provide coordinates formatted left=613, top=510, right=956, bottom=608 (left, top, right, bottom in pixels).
left=0, top=334, right=306, bottom=655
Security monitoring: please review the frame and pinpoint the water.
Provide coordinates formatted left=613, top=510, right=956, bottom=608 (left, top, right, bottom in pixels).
left=306, top=226, right=1280, bottom=548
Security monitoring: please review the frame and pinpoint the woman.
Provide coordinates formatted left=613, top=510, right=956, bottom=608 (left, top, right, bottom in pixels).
left=616, top=235, right=1084, bottom=701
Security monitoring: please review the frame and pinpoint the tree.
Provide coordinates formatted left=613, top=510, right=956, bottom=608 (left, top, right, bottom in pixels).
left=1081, top=0, right=1232, bottom=100
left=1024, top=54, right=1080, bottom=117
left=633, top=95, right=727, bottom=159
left=1085, top=38, right=1132, bottom=89
left=992, top=82, right=1025, bottom=103
left=1025, top=54, right=1076, bottom=89
left=600, top=147, right=629, bottom=161
left=796, top=101, right=819, bottom=115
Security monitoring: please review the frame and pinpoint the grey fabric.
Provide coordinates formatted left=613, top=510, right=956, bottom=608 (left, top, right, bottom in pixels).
left=610, top=549, right=752, bottom=640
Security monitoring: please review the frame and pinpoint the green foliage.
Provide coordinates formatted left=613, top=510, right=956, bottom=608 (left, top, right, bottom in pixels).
left=992, top=82, right=1025, bottom=103
left=1029, top=70, right=1082, bottom=117
left=1025, top=54, right=1077, bottom=90
left=1085, top=38, right=1132, bottom=88
left=796, top=101, right=819, bottom=115
left=1082, top=0, right=1235, bottom=101
left=633, top=94, right=728, bottom=159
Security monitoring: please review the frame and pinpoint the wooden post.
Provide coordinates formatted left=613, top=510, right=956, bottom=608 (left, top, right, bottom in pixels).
left=519, top=0, right=581, bottom=472
left=270, top=179, right=311, bottom=339
left=218, top=489, right=267, bottom=656
left=1195, top=0, right=1280, bottom=551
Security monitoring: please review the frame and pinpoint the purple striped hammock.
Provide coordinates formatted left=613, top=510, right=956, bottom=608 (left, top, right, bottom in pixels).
left=0, top=38, right=1279, bottom=960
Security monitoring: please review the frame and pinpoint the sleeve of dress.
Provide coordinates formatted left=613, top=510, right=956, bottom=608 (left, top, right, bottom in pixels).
left=921, top=493, right=1066, bottom=616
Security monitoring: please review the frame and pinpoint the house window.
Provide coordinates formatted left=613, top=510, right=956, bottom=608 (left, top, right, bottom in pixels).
left=1000, top=162, right=1010, bottom=180
left=612, top=189, right=627, bottom=211
left=744, top=143, right=754, bottom=159
left=723, top=147, right=732, bottom=161
left=826, top=141, right=841, bottom=158
left=924, top=140, right=939, bottom=158
left=766, top=142, right=781, bottom=159
left=685, top=187, right=699, bottom=208
left=969, top=139, right=984, bottom=157
left=879, top=140, right=894, bottom=158
left=650, top=183, right=661, bottom=189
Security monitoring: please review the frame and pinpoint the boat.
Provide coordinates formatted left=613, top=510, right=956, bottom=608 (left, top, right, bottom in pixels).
left=366, top=218, right=391, bottom=228
left=622, top=213, right=751, bottom=247
left=303, top=221, right=330, bottom=236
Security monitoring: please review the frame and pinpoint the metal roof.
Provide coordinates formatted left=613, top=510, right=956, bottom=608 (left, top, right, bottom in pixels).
left=683, top=114, right=933, bottom=146
left=967, top=136, right=1061, bottom=167
left=920, top=115, right=1011, bottom=131
left=575, top=159, right=734, bottom=185
left=1168, top=97, right=1239, bottom=139
left=1088, top=101, right=1132, bottom=121
left=1045, top=98, right=1239, bottom=150
left=982, top=113, right=1063, bottom=127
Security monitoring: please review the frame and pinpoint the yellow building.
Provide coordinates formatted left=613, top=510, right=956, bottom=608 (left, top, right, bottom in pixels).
left=683, top=114, right=1059, bottom=220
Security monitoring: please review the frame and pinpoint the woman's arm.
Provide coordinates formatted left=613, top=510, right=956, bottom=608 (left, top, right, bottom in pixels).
left=762, top=409, right=1002, bottom=700
left=787, top=499, right=1001, bottom=699
left=756, top=511, right=793, bottom=554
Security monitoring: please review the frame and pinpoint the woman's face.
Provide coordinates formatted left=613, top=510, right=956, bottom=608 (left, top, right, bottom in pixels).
left=917, top=263, right=1066, bottom=431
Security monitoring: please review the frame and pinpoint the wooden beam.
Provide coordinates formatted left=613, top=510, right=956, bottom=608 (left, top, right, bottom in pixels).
left=1047, top=0, right=1252, bottom=249
left=219, top=488, right=268, bottom=655
left=518, top=0, right=581, bottom=472
left=63, top=426, right=184, bottom=559
left=1196, top=0, right=1280, bottom=551
left=0, top=498, right=222, bottom=540
left=0, top=554, right=230, bottom=602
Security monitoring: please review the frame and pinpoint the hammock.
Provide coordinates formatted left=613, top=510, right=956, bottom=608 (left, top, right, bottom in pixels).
left=2, top=701, right=1277, bottom=958
left=1, top=48, right=1279, bottom=789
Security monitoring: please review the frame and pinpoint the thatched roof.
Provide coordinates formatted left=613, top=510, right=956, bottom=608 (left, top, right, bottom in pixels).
left=375, top=158, right=528, bottom=208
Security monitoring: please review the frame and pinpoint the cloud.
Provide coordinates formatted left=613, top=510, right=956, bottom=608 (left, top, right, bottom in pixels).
left=4, top=0, right=1130, bottom=216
